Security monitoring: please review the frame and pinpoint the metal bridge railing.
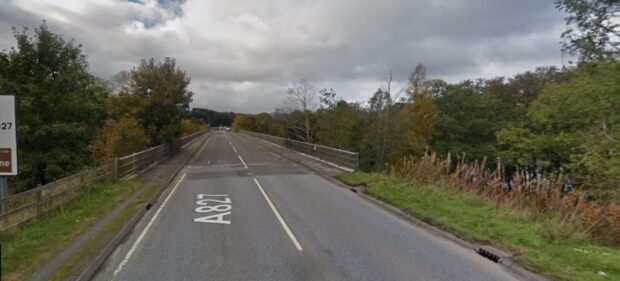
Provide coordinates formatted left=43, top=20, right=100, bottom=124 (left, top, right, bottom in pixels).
left=241, top=130, right=359, bottom=171
left=0, top=130, right=208, bottom=230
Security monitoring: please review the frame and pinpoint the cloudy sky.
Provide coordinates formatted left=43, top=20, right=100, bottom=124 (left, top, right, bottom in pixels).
left=0, top=0, right=567, bottom=113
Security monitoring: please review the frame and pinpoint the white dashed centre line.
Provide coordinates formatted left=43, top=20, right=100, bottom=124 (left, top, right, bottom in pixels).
left=227, top=135, right=246, bottom=168
left=238, top=155, right=248, bottom=169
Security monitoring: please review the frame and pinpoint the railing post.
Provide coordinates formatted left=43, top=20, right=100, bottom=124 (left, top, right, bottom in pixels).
left=113, top=157, right=119, bottom=180
left=132, top=154, right=136, bottom=176
left=37, top=189, right=43, bottom=214
left=0, top=177, right=8, bottom=213
left=171, top=139, right=181, bottom=155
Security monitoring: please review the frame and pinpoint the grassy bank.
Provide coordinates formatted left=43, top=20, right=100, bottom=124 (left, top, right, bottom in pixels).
left=337, top=172, right=620, bottom=281
left=0, top=180, right=142, bottom=281
left=49, top=181, right=161, bottom=281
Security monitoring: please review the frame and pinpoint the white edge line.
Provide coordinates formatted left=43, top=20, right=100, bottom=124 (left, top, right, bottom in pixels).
left=194, top=136, right=212, bottom=160
left=113, top=173, right=187, bottom=276
left=237, top=155, right=248, bottom=169
left=253, top=178, right=303, bottom=251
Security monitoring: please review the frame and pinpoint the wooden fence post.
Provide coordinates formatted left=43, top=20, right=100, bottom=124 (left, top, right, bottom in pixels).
left=132, top=154, right=136, bottom=176
left=37, top=189, right=43, bottom=214
left=113, top=157, right=119, bottom=180
left=0, top=178, right=8, bottom=213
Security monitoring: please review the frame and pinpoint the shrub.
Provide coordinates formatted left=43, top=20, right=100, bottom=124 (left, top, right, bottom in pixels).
left=90, top=117, right=150, bottom=164
left=390, top=152, right=620, bottom=246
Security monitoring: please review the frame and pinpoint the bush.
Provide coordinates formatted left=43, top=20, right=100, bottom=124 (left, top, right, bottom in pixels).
left=90, top=117, right=149, bottom=164
left=180, top=119, right=206, bottom=136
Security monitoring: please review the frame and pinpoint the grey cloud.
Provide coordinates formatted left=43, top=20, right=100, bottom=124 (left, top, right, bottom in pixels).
left=0, top=0, right=567, bottom=113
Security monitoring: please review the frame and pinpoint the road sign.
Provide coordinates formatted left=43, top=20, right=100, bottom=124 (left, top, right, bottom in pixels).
left=0, top=94, right=17, bottom=176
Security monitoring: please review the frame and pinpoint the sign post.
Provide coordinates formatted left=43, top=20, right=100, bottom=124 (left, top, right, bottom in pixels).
left=0, top=94, right=18, bottom=213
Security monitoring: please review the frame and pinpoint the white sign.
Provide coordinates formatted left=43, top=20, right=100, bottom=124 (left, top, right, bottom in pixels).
left=0, top=94, right=17, bottom=176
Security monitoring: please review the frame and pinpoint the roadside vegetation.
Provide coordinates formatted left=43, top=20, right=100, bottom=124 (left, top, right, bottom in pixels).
left=0, top=180, right=142, bottom=281
left=49, top=180, right=163, bottom=281
left=337, top=172, right=619, bottom=281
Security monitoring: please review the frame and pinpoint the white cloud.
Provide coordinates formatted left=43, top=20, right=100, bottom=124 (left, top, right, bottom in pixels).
left=0, top=0, right=567, bottom=113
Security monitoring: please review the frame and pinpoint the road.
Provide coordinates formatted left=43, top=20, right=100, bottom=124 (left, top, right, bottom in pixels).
left=93, top=131, right=519, bottom=281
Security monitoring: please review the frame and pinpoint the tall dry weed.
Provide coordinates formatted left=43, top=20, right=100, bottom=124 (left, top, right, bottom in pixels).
left=390, top=151, right=620, bottom=246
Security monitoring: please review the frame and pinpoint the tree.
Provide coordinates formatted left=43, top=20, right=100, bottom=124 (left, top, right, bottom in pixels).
left=90, top=117, right=149, bottom=164
left=0, top=22, right=108, bottom=191
left=399, top=64, right=437, bottom=156
left=498, top=62, right=620, bottom=196
left=431, top=81, right=506, bottom=163
left=407, top=64, right=428, bottom=100
left=364, top=87, right=394, bottom=169
left=315, top=96, right=365, bottom=151
left=191, top=108, right=236, bottom=127
left=319, top=88, right=338, bottom=109
left=233, top=114, right=257, bottom=131
left=283, top=78, right=317, bottom=142
left=129, top=58, right=193, bottom=144
left=180, top=119, right=205, bottom=136
left=556, top=0, right=620, bottom=61
left=502, top=66, right=568, bottom=120
left=254, top=112, right=273, bottom=134
left=105, top=70, right=132, bottom=94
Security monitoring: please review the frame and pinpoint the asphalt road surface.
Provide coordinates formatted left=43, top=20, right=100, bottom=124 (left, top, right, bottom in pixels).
left=93, top=131, right=520, bottom=281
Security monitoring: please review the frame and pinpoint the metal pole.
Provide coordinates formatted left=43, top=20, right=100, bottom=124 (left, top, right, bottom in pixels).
left=0, top=177, right=9, bottom=213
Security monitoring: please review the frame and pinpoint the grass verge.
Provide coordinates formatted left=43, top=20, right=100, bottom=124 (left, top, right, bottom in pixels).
left=49, top=182, right=161, bottom=281
left=336, top=172, right=620, bottom=281
left=0, top=180, right=142, bottom=281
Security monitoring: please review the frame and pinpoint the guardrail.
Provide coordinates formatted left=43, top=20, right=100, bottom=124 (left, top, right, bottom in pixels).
left=0, top=130, right=207, bottom=230
left=241, top=130, right=359, bottom=171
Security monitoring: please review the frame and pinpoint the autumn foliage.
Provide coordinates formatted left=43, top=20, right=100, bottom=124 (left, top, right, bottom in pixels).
left=90, top=117, right=149, bottom=163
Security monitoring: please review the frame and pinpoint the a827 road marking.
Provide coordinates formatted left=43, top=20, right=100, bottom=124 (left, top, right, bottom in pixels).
left=194, top=194, right=231, bottom=224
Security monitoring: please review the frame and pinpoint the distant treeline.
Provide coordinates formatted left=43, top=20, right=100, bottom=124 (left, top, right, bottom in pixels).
left=191, top=108, right=236, bottom=127
left=235, top=62, right=619, bottom=201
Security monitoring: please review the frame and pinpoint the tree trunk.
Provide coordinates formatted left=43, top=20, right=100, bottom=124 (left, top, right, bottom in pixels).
left=304, top=111, right=311, bottom=143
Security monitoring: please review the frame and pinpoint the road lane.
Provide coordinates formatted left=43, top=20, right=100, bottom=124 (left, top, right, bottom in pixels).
left=94, top=132, right=316, bottom=280
left=230, top=131, right=519, bottom=281
left=253, top=177, right=303, bottom=251
left=93, top=131, right=520, bottom=281
left=113, top=173, right=188, bottom=276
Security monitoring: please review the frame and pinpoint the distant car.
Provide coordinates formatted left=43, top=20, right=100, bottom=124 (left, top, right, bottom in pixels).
left=225, top=127, right=231, bottom=131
